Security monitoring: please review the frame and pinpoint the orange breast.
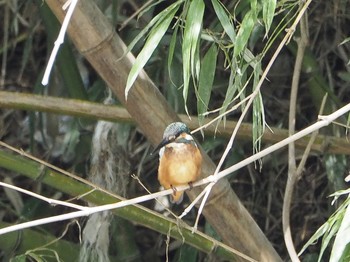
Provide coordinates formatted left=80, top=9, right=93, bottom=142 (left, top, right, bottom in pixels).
left=158, top=143, right=202, bottom=202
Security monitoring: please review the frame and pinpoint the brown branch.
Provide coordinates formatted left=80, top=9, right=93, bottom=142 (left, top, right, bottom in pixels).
left=0, top=90, right=349, bottom=155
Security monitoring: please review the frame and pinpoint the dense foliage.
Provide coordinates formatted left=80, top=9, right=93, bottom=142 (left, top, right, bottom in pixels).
left=0, top=0, right=350, bottom=261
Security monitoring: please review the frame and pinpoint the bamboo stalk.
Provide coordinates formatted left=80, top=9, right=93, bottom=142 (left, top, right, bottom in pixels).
left=0, top=150, right=249, bottom=261
left=0, top=90, right=348, bottom=155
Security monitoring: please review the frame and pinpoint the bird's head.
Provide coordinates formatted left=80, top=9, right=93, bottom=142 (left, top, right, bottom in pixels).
left=152, top=122, right=190, bottom=154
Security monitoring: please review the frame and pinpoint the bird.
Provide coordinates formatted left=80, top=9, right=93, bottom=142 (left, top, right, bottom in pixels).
left=153, top=122, right=202, bottom=203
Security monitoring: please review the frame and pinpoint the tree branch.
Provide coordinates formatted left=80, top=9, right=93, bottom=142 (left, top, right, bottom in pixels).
left=284, top=9, right=309, bottom=260
left=0, top=91, right=348, bottom=155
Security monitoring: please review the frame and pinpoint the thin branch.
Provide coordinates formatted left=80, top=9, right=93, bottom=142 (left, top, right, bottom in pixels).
left=0, top=187, right=174, bottom=235
left=0, top=182, right=87, bottom=210
left=118, top=0, right=154, bottom=31
left=42, top=0, right=78, bottom=85
left=131, top=174, right=178, bottom=219
left=284, top=7, right=309, bottom=261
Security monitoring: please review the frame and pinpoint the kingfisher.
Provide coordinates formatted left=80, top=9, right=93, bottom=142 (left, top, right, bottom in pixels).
left=153, top=122, right=202, bottom=203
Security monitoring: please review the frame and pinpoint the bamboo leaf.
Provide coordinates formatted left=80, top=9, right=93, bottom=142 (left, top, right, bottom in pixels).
left=182, top=0, right=205, bottom=113
left=298, top=221, right=331, bottom=256
left=234, top=10, right=256, bottom=57
left=168, top=26, right=179, bottom=81
left=211, top=0, right=236, bottom=44
left=298, top=198, right=348, bottom=261
left=262, top=0, right=276, bottom=37
left=252, top=91, right=264, bottom=155
left=219, top=62, right=248, bottom=125
left=125, top=1, right=182, bottom=56
left=198, top=44, right=218, bottom=125
left=340, top=36, right=350, bottom=46
left=319, top=218, right=342, bottom=262
left=125, top=5, right=179, bottom=99
left=252, top=63, right=264, bottom=155
left=330, top=198, right=350, bottom=262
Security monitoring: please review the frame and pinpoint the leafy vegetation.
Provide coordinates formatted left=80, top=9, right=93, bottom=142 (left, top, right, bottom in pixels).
left=0, top=0, right=350, bottom=261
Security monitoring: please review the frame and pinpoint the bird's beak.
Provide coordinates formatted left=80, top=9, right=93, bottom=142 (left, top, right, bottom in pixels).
left=151, top=138, right=170, bottom=155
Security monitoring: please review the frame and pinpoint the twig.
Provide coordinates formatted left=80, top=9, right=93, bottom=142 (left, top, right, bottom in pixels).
left=179, top=188, right=208, bottom=219
left=284, top=7, right=309, bottom=261
left=192, top=182, right=215, bottom=231
left=131, top=174, right=177, bottom=218
left=0, top=181, right=87, bottom=210
left=41, top=0, right=78, bottom=85
left=118, top=0, right=154, bottom=31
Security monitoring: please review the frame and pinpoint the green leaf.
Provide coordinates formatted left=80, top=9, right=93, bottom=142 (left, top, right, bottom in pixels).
left=250, top=0, right=258, bottom=15
left=299, top=197, right=349, bottom=261
left=339, top=36, right=350, bottom=46
left=262, top=0, right=276, bottom=37
left=218, top=62, right=248, bottom=126
left=168, top=26, right=179, bottom=83
left=348, top=113, right=350, bottom=134
left=330, top=197, right=350, bottom=262
left=325, top=154, right=347, bottom=191
left=124, top=1, right=183, bottom=56
left=252, top=91, right=265, bottom=155
left=198, top=44, right=218, bottom=126
left=27, top=252, right=44, bottom=262
left=211, top=0, right=236, bottom=44
left=182, top=0, right=205, bottom=114
left=11, top=255, right=27, bottom=262
left=234, top=10, right=257, bottom=57
left=319, top=218, right=342, bottom=262
left=125, top=4, right=180, bottom=99
left=252, top=62, right=264, bottom=155
left=298, top=221, right=331, bottom=256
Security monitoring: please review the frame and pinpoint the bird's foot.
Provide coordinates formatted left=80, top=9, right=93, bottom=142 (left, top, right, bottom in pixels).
left=171, top=185, right=177, bottom=194
left=188, top=181, right=193, bottom=190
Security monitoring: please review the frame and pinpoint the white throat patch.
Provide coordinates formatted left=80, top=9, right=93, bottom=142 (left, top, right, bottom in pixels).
left=158, top=133, right=195, bottom=159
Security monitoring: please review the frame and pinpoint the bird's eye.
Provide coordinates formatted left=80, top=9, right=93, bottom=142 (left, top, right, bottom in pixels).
left=168, top=135, right=176, bottom=141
